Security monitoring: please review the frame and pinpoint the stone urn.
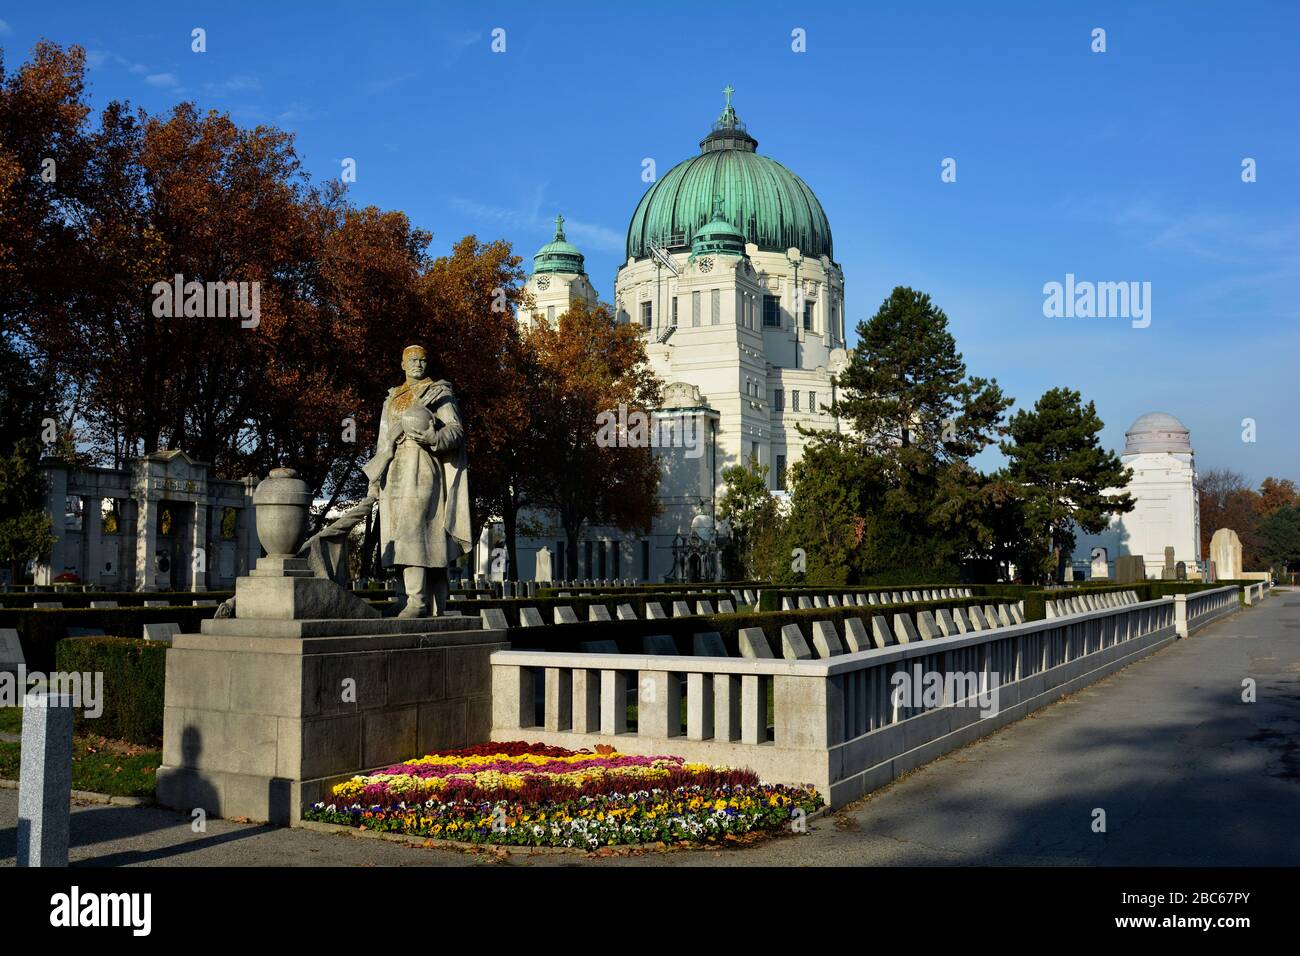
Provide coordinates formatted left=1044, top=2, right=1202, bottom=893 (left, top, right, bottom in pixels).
left=252, top=467, right=311, bottom=557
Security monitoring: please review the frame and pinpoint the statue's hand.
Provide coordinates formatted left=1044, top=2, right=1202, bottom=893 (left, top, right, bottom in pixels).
left=367, top=480, right=380, bottom=499
left=409, top=426, right=437, bottom=448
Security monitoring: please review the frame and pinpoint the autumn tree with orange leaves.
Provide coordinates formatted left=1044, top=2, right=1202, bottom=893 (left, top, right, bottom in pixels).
left=522, top=300, right=663, bottom=573
left=2, top=41, right=536, bottom=568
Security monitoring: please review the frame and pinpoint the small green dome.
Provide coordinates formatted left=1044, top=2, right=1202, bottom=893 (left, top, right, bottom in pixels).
left=627, top=87, right=833, bottom=262
left=534, top=214, right=586, bottom=274
left=691, top=196, right=745, bottom=258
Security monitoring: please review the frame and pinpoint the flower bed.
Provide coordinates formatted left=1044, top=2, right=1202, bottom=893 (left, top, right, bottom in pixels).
left=303, top=742, right=822, bottom=848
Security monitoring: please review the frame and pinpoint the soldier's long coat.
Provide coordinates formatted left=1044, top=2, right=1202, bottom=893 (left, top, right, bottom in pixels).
left=362, top=377, right=470, bottom=569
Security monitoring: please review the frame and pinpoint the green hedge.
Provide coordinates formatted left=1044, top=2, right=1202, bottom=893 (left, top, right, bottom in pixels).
left=0, top=587, right=394, bottom=608
left=54, top=636, right=166, bottom=745
left=0, top=589, right=235, bottom=609
left=535, top=581, right=759, bottom=599
left=2, top=606, right=215, bottom=671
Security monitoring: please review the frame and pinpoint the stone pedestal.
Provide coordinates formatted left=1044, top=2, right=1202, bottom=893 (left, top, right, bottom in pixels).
left=154, top=465, right=505, bottom=826
left=156, top=615, right=506, bottom=825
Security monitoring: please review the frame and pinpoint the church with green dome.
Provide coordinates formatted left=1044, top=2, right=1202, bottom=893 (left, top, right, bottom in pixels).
left=512, top=88, right=849, bottom=583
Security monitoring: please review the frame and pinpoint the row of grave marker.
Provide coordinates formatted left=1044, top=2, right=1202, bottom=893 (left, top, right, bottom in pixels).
left=1045, top=590, right=1140, bottom=617
left=18, top=599, right=220, bottom=609
left=480, top=598, right=736, bottom=631
left=0, top=620, right=182, bottom=672
left=742, top=601, right=1024, bottom=660
left=481, top=599, right=1021, bottom=660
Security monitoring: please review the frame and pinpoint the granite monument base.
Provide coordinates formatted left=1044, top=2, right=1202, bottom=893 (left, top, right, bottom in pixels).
left=156, top=615, right=506, bottom=826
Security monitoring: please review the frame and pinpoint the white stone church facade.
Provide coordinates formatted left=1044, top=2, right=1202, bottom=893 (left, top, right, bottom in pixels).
left=480, top=90, right=849, bottom=582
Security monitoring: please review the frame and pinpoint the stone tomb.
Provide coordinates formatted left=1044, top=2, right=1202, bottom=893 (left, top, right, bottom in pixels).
left=1210, top=528, right=1243, bottom=581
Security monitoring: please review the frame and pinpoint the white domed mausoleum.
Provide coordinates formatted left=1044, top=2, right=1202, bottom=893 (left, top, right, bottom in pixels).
left=1071, top=412, right=1203, bottom=580
left=497, top=89, right=849, bottom=582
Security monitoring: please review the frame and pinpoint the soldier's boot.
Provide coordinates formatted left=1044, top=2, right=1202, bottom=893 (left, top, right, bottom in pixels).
left=399, top=566, right=428, bottom=618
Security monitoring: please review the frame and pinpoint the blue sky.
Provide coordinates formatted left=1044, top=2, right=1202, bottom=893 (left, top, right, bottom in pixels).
left=3, top=1, right=1297, bottom=481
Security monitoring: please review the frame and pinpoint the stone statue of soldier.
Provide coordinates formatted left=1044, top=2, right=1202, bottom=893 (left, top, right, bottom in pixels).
left=362, top=345, right=471, bottom=617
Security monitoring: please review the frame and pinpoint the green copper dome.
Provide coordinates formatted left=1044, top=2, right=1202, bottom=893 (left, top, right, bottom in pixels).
left=534, top=214, right=586, bottom=274
left=626, top=87, right=833, bottom=262
left=691, top=196, right=745, bottom=258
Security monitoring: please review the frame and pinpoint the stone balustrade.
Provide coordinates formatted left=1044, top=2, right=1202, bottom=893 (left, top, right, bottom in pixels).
left=1241, top=581, right=1270, bottom=606
left=1173, top=584, right=1245, bottom=637
left=491, top=595, right=1182, bottom=807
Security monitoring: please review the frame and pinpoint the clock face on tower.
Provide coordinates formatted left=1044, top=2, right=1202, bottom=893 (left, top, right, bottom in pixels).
left=535, top=275, right=551, bottom=290
left=698, top=257, right=714, bottom=273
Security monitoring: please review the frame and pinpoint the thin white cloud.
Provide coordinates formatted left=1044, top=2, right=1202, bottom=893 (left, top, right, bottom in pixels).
left=0, top=19, right=13, bottom=37
left=204, top=74, right=261, bottom=95
left=277, top=102, right=320, bottom=123
left=145, top=72, right=179, bottom=88
left=86, top=50, right=152, bottom=74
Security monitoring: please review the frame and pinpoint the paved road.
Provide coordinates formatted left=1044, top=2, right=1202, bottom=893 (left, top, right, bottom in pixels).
left=2, top=594, right=1297, bottom=867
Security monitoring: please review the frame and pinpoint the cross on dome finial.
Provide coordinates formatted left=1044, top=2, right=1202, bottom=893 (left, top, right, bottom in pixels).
left=723, top=84, right=734, bottom=107
left=711, top=195, right=726, bottom=220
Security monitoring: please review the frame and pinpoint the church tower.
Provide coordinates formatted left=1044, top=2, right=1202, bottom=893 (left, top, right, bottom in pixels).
left=518, top=214, right=598, bottom=328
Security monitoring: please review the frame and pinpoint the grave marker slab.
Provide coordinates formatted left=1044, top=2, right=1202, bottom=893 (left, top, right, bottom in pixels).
left=811, top=620, right=845, bottom=657
left=616, top=604, right=638, bottom=621
left=916, top=611, right=942, bottom=640
left=693, top=632, right=728, bottom=657
left=645, top=603, right=668, bottom=620
left=0, top=627, right=24, bottom=672
left=142, top=622, right=180, bottom=642
left=780, top=624, right=812, bottom=661
left=870, top=616, right=894, bottom=648
left=893, top=614, right=920, bottom=644
left=642, top=634, right=678, bottom=655
left=842, top=617, right=871, bottom=652
left=738, top=628, right=773, bottom=659
left=588, top=605, right=612, bottom=622
left=480, top=608, right=509, bottom=631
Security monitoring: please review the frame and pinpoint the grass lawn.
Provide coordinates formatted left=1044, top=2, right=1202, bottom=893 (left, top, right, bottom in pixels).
left=0, top=707, right=160, bottom=798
